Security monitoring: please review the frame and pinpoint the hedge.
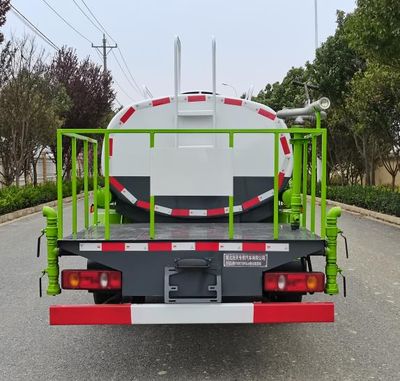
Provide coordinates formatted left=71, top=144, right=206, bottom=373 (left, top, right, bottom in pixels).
left=0, top=179, right=97, bottom=216
left=326, top=185, right=400, bottom=217
left=1, top=181, right=399, bottom=218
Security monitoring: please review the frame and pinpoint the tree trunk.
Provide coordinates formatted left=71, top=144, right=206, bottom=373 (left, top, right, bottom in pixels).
left=32, top=157, right=38, bottom=186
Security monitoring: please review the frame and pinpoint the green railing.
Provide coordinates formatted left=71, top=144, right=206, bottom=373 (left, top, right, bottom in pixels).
left=56, top=118, right=327, bottom=241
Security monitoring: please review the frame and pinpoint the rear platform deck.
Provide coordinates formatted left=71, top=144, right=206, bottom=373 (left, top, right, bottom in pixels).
left=63, top=223, right=321, bottom=242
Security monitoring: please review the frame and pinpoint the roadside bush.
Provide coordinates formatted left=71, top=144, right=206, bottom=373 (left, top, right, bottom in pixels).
left=326, top=185, right=400, bottom=217
left=0, top=178, right=101, bottom=216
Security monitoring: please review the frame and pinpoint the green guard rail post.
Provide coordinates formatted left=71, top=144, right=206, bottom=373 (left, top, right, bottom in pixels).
left=104, top=132, right=110, bottom=240
left=273, top=132, right=279, bottom=239
left=290, top=128, right=303, bottom=230
left=93, top=142, right=98, bottom=225
left=301, top=138, right=308, bottom=228
left=149, top=133, right=155, bottom=239
left=42, top=206, right=61, bottom=295
left=56, top=130, right=63, bottom=239
left=83, top=140, right=89, bottom=229
left=320, top=128, right=328, bottom=238
left=325, top=206, right=341, bottom=295
left=228, top=132, right=234, bottom=239
left=310, top=134, right=317, bottom=234
left=71, top=137, right=77, bottom=237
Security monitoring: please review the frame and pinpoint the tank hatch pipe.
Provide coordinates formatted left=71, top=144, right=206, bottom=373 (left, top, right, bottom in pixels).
left=276, top=97, right=331, bottom=119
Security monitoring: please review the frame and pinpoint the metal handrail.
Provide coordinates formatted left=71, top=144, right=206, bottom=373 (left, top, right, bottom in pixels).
left=56, top=113, right=327, bottom=241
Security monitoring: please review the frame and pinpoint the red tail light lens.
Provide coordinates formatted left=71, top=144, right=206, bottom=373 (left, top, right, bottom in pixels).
left=264, top=272, right=325, bottom=293
left=62, top=270, right=121, bottom=290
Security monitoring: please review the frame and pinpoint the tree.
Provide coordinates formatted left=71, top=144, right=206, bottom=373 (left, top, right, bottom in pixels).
left=49, top=47, right=115, bottom=177
left=345, top=0, right=400, bottom=67
left=254, top=66, right=311, bottom=111
left=346, top=64, right=400, bottom=186
left=0, top=36, right=70, bottom=186
left=308, top=11, right=366, bottom=183
left=0, top=0, right=10, bottom=44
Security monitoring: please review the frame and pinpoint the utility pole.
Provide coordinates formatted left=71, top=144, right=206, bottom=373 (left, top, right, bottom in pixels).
left=92, top=33, right=117, bottom=73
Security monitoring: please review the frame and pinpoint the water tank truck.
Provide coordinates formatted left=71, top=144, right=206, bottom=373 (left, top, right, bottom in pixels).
left=40, top=37, right=345, bottom=325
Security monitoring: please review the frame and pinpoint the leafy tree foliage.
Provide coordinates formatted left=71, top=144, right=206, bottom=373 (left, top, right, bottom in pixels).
left=0, top=0, right=10, bottom=44
left=0, top=37, right=71, bottom=186
left=49, top=47, right=115, bottom=177
left=346, top=64, right=400, bottom=186
left=345, top=0, right=400, bottom=67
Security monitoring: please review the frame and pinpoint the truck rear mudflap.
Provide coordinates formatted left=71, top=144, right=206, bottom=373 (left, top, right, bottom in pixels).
left=49, top=302, right=334, bottom=325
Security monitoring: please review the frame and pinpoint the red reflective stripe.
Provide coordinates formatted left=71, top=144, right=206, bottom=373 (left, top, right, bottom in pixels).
left=171, top=209, right=190, bottom=217
left=242, top=242, right=266, bottom=252
left=109, top=176, right=125, bottom=192
left=280, top=136, right=290, bottom=155
left=278, top=172, right=285, bottom=187
left=152, top=97, right=170, bottom=107
left=50, top=305, right=132, bottom=325
left=148, top=242, right=172, bottom=251
left=253, top=302, right=334, bottom=323
left=188, top=95, right=206, bottom=102
left=195, top=242, right=220, bottom=251
left=258, top=108, right=276, bottom=120
left=102, top=242, right=125, bottom=252
left=120, top=107, right=135, bottom=124
left=242, top=196, right=261, bottom=210
left=207, top=208, right=226, bottom=216
left=136, top=200, right=150, bottom=209
left=109, top=138, right=113, bottom=157
left=224, top=98, right=243, bottom=106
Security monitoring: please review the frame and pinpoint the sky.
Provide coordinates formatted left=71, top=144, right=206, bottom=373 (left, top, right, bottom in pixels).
left=5, top=0, right=357, bottom=107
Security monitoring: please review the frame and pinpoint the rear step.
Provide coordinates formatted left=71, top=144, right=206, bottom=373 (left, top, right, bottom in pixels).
left=50, top=302, right=334, bottom=325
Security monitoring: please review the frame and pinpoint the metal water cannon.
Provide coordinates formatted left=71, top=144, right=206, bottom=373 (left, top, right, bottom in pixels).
left=276, top=97, right=331, bottom=119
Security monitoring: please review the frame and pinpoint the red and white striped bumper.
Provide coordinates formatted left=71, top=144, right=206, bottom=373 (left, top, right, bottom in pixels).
left=49, top=302, right=334, bottom=325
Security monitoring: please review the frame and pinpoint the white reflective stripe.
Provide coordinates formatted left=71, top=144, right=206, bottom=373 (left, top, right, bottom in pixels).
left=258, top=189, right=274, bottom=202
left=233, top=205, right=243, bottom=213
left=79, top=243, right=102, bottom=251
left=282, top=156, right=291, bottom=170
left=189, top=209, right=207, bottom=216
left=121, top=188, right=137, bottom=204
left=131, top=303, right=254, bottom=324
left=265, top=243, right=289, bottom=252
left=155, top=205, right=173, bottom=215
left=171, top=242, right=195, bottom=251
left=219, top=242, right=243, bottom=251
left=125, top=243, right=149, bottom=251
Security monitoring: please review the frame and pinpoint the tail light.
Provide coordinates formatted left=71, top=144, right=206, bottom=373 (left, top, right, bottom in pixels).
left=264, top=272, right=325, bottom=293
left=62, top=270, right=121, bottom=290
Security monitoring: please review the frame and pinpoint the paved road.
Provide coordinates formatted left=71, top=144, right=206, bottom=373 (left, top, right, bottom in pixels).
left=1, top=203, right=399, bottom=381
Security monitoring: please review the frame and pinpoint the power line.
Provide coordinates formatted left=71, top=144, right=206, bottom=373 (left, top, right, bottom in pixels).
left=116, top=49, right=142, bottom=95
left=71, top=0, right=141, bottom=100
left=113, top=76, right=136, bottom=102
left=111, top=49, right=142, bottom=96
left=10, top=5, right=59, bottom=51
left=71, top=0, right=103, bottom=34
left=39, top=0, right=92, bottom=44
left=80, top=0, right=116, bottom=43
left=75, top=0, right=143, bottom=97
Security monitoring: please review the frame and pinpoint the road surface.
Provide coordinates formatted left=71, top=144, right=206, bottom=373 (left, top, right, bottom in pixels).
left=0, top=203, right=399, bottom=381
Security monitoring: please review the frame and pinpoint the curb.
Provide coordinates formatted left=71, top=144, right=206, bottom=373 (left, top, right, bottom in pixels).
left=312, top=197, right=400, bottom=227
left=0, top=193, right=86, bottom=225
